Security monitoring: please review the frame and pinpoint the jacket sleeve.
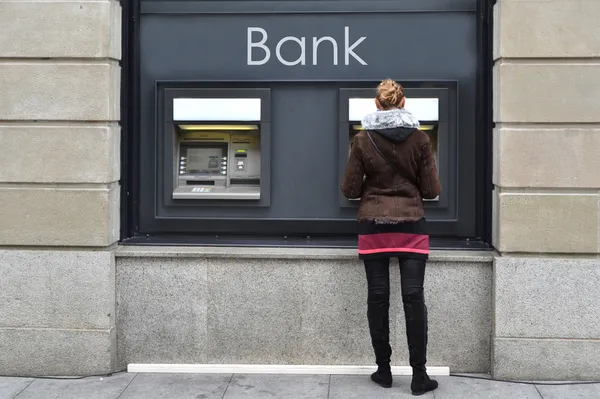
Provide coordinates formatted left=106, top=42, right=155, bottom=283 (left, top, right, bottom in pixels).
left=418, top=140, right=442, bottom=200
left=341, top=142, right=366, bottom=199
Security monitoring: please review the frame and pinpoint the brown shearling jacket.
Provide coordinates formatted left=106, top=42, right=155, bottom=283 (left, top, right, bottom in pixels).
left=341, top=108, right=441, bottom=223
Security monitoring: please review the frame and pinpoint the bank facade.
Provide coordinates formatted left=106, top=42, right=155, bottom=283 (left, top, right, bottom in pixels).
left=0, top=0, right=598, bottom=380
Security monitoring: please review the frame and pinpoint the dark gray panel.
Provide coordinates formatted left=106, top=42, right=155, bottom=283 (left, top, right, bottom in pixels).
left=270, top=85, right=340, bottom=218
left=140, top=13, right=476, bottom=81
left=138, top=9, right=479, bottom=236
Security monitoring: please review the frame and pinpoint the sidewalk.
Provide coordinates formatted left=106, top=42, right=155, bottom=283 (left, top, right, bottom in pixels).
left=2, top=373, right=599, bottom=399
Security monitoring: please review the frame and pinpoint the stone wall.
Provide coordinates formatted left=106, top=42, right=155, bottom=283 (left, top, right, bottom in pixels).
left=0, top=0, right=121, bottom=375
left=115, top=249, right=493, bottom=373
left=492, top=0, right=600, bottom=380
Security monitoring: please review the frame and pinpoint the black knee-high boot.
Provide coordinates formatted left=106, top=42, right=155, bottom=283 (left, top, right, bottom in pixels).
left=365, top=259, right=393, bottom=388
left=367, top=292, right=392, bottom=388
left=403, top=291, right=438, bottom=396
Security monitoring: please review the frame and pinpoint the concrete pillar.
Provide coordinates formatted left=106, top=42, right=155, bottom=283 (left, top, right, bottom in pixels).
left=0, top=1, right=121, bottom=375
left=492, top=0, right=600, bottom=380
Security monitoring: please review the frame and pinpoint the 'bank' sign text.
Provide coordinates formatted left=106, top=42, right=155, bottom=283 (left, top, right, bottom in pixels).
left=247, top=27, right=367, bottom=66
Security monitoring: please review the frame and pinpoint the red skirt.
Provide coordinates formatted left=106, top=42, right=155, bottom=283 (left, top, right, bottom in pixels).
left=357, top=218, right=429, bottom=260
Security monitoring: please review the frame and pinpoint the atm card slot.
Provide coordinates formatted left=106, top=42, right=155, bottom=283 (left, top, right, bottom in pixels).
left=230, top=178, right=260, bottom=185
left=186, top=181, right=216, bottom=186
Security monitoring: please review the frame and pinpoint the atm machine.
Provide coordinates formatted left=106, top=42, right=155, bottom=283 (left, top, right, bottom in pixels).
left=171, top=98, right=263, bottom=200
left=346, top=96, right=440, bottom=201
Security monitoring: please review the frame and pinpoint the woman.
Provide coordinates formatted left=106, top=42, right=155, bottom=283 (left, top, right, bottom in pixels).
left=341, top=79, right=441, bottom=395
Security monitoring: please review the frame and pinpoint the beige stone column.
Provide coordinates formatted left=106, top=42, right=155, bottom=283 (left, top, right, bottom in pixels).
left=0, top=1, right=121, bottom=375
left=492, top=0, right=600, bottom=380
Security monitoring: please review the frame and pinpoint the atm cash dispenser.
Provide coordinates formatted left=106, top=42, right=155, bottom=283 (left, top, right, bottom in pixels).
left=171, top=98, right=263, bottom=200
left=347, top=97, right=440, bottom=201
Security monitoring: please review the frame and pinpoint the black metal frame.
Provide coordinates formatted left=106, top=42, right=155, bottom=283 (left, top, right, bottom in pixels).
left=120, top=0, right=495, bottom=247
left=477, top=0, right=495, bottom=246
left=120, top=0, right=141, bottom=240
left=140, top=0, right=478, bottom=14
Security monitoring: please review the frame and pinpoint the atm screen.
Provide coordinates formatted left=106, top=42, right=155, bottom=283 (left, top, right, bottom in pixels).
left=186, top=147, right=222, bottom=174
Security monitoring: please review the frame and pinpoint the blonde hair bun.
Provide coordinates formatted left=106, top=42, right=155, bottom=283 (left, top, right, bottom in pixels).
left=376, top=79, right=404, bottom=109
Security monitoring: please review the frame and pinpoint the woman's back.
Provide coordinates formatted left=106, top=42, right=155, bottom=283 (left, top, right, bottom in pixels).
left=341, top=107, right=441, bottom=223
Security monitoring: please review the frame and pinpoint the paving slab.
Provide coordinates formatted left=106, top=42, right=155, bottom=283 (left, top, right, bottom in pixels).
left=5, top=373, right=596, bottom=399
left=223, top=374, right=329, bottom=399
left=119, top=373, right=231, bottom=399
left=433, top=376, right=542, bottom=399
left=329, top=375, right=433, bottom=399
left=536, top=383, right=600, bottom=399
left=14, top=373, right=135, bottom=399
left=0, top=378, right=34, bottom=399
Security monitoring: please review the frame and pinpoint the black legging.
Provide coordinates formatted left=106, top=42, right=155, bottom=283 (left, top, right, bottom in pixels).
left=364, top=257, right=428, bottom=370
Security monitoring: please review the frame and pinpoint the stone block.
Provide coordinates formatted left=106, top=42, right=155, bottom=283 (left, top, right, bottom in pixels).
left=116, top=258, right=208, bottom=369
left=0, top=185, right=120, bottom=246
left=536, top=383, right=600, bottom=399
left=494, top=0, right=600, bottom=59
left=225, top=375, right=330, bottom=399
left=494, top=256, right=600, bottom=339
left=119, top=374, right=231, bottom=399
left=206, top=258, right=305, bottom=364
left=0, top=1, right=121, bottom=59
left=494, top=127, right=600, bottom=189
left=0, top=62, right=120, bottom=121
left=0, top=123, right=120, bottom=184
left=494, top=62, right=600, bottom=123
left=0, top=250, right=115, bottom=330
left=17, top=373, right=134, bottom=399
left=432, top=376, right=541, bottom=399
left=496, top=192, right=599, bottom=253
left=394, top=261, right=492, bottom=372
left=330, top=375, right=420, bottom=398
left=493, top=338, right=600, bottom=381
left=0, top=327, right=116, bottom=376
left=0, top=377, right=35, bottom=399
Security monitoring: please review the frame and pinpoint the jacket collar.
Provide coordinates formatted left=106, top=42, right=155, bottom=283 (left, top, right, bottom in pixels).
left=361, top=108, right=420, bottom=131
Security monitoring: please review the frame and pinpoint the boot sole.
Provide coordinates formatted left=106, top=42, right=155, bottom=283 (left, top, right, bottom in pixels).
left=375, top=382, right=392, bottom=389
left=412, top=386, right=438, bottom=396
left=370, top=376, right=392, bottom=388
